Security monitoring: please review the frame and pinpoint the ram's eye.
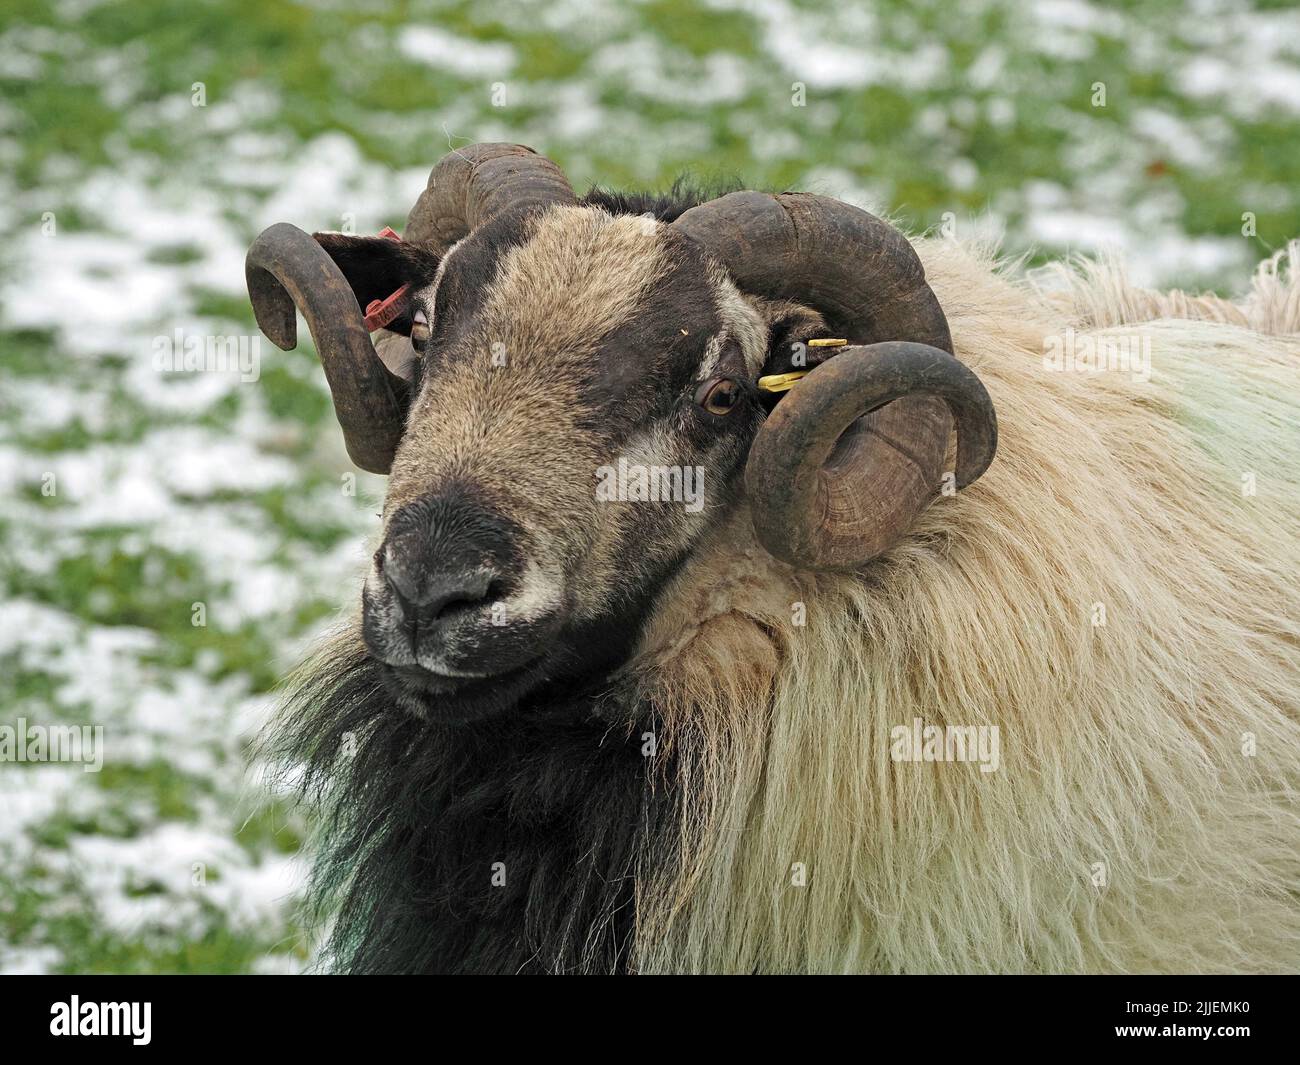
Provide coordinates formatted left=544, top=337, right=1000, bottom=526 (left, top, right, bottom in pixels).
left=695, top=377, right=743, bottom=417
left=410, top=309, right=430, bottom=353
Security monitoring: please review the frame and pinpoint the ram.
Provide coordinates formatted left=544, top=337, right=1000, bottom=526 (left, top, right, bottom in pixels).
left=247, top=143, right=1300, bottom=974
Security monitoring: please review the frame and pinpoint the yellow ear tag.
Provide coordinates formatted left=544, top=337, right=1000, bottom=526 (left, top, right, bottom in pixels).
left=756, top=371, right=809, bottom=394
left=756, top=339, right=848, bottom=393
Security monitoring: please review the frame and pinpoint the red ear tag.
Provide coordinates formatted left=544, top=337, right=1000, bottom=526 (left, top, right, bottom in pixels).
left=362, top=227, right=411, bottom=331
left=363, top=285, right=411, bottom=330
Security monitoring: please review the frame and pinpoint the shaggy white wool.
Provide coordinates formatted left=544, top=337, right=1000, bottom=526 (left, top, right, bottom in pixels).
left=630, top=239, right=1300, bottom=973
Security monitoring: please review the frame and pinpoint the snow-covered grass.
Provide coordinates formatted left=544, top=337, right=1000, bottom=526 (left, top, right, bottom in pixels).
left=1, top=0, right=1297, bottom=972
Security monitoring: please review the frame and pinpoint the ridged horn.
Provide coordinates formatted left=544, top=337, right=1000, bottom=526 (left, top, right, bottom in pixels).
left=246, top=222, right=406, bottom=474
left=674, top=192, right=997, bottom=570
left=403, top=143, right=577, bottom=253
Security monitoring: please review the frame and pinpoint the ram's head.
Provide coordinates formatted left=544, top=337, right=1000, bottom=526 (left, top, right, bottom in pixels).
left=247, top=144, right=996, bottom=721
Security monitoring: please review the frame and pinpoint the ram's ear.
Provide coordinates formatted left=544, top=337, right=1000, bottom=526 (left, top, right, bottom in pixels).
left=750, top=297, right=830, bottom=376
left=311, top=232, right=442, bottom=337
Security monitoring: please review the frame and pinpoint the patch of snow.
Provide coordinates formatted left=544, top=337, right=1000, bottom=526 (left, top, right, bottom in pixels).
left=397, top=26, right=516, bottom=79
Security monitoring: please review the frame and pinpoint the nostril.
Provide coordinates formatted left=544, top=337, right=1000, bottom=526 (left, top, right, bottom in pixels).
left=431, top=592, right=484, bottom=620
left=380, top=545, right=498, bottom=624
left=381, top=545, right=423, bottom=606
left=424, top=571, right=495, bottom=620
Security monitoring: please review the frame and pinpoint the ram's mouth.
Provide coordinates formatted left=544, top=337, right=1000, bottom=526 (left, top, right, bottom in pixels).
left=376, top=655, right=551, bottom=723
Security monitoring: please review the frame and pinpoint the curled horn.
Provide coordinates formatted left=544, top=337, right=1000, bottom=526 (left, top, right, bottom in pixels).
left=246, top=222, right=406, bottom=474
left=674, top=192, right=997, bottom=571
left=403, top=142, right=577, bottom=253
left=246, top=144, right=577, bottom=474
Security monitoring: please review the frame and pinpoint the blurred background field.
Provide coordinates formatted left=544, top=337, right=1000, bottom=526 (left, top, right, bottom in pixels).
left=1, top=0, right=1297, bottom=973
